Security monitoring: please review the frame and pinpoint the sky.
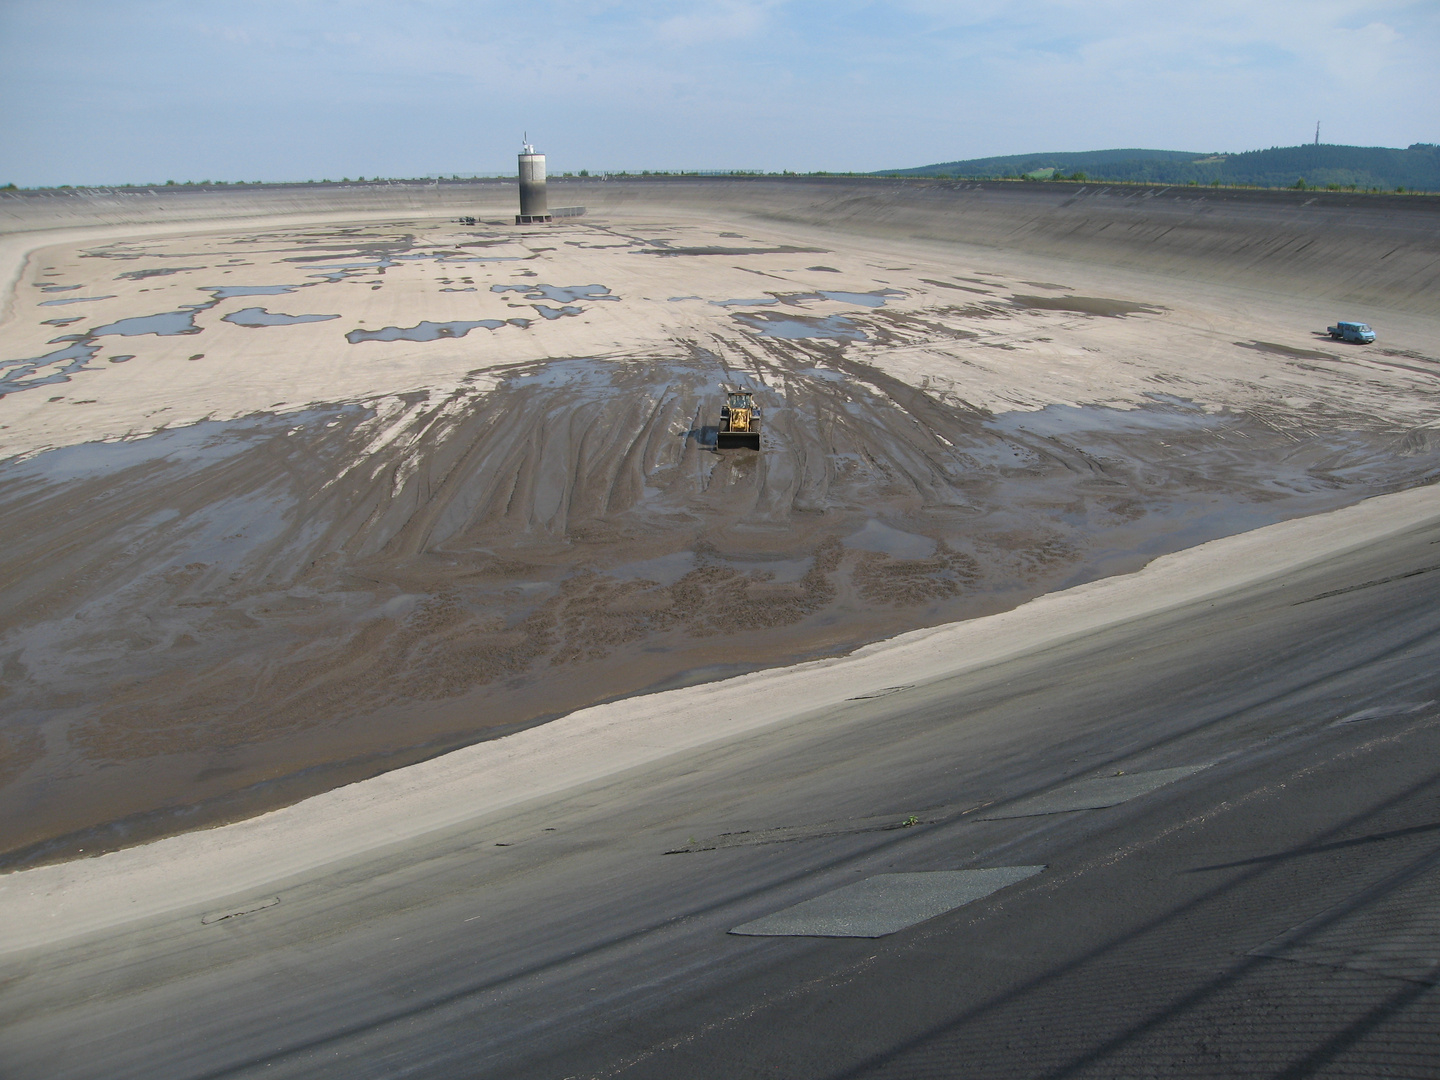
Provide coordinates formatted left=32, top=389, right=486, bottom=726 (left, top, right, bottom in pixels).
left=1, top=0, right=1437, bottom=187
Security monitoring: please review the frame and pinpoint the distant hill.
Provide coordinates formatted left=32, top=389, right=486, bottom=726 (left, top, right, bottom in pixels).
left=879, top=143, right=1440, bottom=192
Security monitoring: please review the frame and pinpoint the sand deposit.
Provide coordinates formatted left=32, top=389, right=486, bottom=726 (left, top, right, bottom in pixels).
left=1, top=180, right=1438, bottom=865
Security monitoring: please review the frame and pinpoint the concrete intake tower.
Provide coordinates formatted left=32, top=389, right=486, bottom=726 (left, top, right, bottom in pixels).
left=516, top=139, right=551, bottom=224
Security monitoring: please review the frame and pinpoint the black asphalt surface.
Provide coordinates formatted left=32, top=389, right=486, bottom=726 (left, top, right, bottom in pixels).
left=3, top=513, right=1439, bottom=1078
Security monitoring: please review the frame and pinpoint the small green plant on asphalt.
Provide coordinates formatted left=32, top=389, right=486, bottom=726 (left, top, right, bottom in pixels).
left=901, top=815, right=920, bottom=828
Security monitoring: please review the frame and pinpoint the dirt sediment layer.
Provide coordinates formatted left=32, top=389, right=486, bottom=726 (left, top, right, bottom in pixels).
left=1, top=188, right=1438, bottom=867
left=7, top=178, right=1437, bottom=316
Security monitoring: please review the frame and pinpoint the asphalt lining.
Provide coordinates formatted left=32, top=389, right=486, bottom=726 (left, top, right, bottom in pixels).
left=1249, top=851, right=1440, bottom=984
left=729, top=866, right=1044, bottom=938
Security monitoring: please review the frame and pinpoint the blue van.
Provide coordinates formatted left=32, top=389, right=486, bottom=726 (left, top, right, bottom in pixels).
left=1327, top=321, right=1376, bottom=344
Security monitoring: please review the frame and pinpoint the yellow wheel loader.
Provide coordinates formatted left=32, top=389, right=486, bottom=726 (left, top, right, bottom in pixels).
left=717, top=390, right=761, bottom=450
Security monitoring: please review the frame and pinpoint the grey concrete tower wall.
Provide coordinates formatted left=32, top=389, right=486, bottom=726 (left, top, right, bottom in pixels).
left=518, top=151, right=548, bottom=218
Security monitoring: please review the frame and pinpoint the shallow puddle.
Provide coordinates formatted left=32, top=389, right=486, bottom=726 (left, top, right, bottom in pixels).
left=117, top=267, right=206, bottom=281
left=4, top=413, right=305, bottom=482
left=0, top=342, right=101, bottom=395
left=345, top=319, right=506, bottom=343
left=843, top=520, right=937, bottom=559
left=221, top=308, right=340, bottom=327
left=89, top=310, right=203, bottom=337
left=713, top=289, right=902, bottom=309
left=491, top=283, right=619, bottom=304
left=200, top=284, right=298, bottom=299
left=38, top=295, right=115, bottom=306
left=816, top=289, right=904, bottom=307
left=732, top=311, right=868, bottom=341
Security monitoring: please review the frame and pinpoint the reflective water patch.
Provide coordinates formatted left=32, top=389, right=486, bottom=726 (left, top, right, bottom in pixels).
left=199, top=284, right=298, bottom=300
left=732, top=311, right=867, bottom=341
left=817, top=289, right=904, bottom=308
left=39, top=295, right=115, bottom=306
left=346, top=320, right=506, bottom=343
left=0, top=342, right=102, bottom=395
left=491, top=283, right=618, bottom=304
left=116, top=267, right=206, bottom=281
left=221, top=308, right=340, bottom=327
left=89, top=310, right=202, bottom=337
left=713, top=289, right=903, bottom=309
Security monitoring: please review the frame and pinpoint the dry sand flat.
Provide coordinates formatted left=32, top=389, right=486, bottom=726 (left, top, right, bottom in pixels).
left=0, top=180, right=1438, bottom=866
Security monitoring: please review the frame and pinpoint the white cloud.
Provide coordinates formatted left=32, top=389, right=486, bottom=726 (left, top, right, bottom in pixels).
left=651, top=0, right=773, bottom=47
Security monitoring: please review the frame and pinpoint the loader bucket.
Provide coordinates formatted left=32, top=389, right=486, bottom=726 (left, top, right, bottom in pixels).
left=716, top=430, right=761, bottom=450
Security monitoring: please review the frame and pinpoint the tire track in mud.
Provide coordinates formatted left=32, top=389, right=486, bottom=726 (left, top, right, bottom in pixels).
left=4, top=333, right=1440, bottom=865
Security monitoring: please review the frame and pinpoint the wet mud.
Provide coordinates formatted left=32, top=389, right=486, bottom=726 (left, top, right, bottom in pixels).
left=1238, top=340, right=1340, bottom=361
left=1010, top=295, right=1163, bottom=317
left=2, top=342, right=1439, bottom=867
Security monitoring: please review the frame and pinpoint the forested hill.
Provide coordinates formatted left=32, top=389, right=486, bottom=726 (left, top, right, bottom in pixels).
left=879, top=144, right=1440, bottom=191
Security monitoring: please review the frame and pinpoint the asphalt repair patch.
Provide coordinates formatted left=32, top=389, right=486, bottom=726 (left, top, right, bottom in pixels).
left=729, top=867, right=1044, bottom=938
left=976, top=765, right=1209, bottom=819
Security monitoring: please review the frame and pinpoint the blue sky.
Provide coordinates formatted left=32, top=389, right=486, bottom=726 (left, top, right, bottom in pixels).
left=1, top=0, right=1436, bottom=186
